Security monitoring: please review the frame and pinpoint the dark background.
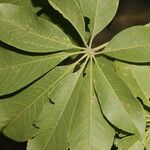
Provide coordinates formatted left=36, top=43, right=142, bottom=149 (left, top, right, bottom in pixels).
left=93, top=0, right=150, bottom=47
left=0, top=0, right=150, bottom=149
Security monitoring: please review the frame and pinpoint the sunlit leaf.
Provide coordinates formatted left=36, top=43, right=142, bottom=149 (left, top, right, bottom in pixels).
left=48, top=0, right=85, bottom=43
left=115, top=61, right=150, bottom=106
left=78, top=0, right=119, bottom=42
left=102, top=26, right=150, bottom=62
left=93, top=57, right=145, bottom=140
left=27, top=63, right=115, bottom=150
left=116, top=135, right=144, bottom=150
left=0, top=64, right=75, bottom=141
left=0, top=4, right=77, bottom=53
left=0, top=46, right=71, bottom=96
left=0, top=1, right=149, bottom=149
left=27, top=69, right=83, bottom=150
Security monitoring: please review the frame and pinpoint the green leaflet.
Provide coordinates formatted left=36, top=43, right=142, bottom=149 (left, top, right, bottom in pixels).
left=78, top=0, right=119, bottom=43
left=115, top=61, right=150, bottom=107
left=0, top=45, right=73, bottom=96
left=0, top=4, right=77, bottom=53
left=0, top=0, right=23, bottom=4
left=27, top=62, right=115, bottom=150
left=102, top=26, right=150, bottom=62
left=116, top=135, right=144, bottom=150
left=48, top=0, right=86, bottom=45
left=0, top=64, right=75, bottom=141
left=0, top=0, right=33, bottom=7
left=116, top=129, right=150, bottom=150
left=0, top=0, right=47, bottom=13
left=93, top=57, right=146, bottom=141
left=69, top=61, right=115, bottom=150
left=27, top=68, right=83, bottom=150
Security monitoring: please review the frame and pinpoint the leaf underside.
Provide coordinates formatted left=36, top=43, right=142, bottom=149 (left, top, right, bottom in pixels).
left=0, top=1, right=149, bottom=150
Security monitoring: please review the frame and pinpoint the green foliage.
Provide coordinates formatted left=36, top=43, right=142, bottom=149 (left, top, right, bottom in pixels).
left=0, top=0, right=149, bottom=150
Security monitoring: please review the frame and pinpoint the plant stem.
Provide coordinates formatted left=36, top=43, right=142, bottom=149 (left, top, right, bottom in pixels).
left=92, top=42, right=109, bottom=52
left=75, top=46, right=87, bottom=50
left=69, top=51, right=86, bottom=56
left=74, top=54, right=87, bottom=65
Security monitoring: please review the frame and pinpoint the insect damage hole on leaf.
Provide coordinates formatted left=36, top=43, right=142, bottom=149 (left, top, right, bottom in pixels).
left=48, top=98, right=55, bottom=105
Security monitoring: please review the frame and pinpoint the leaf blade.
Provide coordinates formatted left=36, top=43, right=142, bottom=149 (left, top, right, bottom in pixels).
left=116, top=135, right=144, bottom=150
left=0, top=4, right=77, bottom=53
left=28, top=62, right=115, bottom=150
left=69, top=62, right=115, bottom=150
left=27, top=69, right=83, bottom=150
left=78, top=0, right=119, bottom=42
left=0, top=45, right=71, bottom=96
left=102, top=26, right=150, bottom=62
left=0, top=64, right=75, bottom=141
left=48, top=0, right=85, bottom=44
left=115, top=61, right=150, bottom=106
left=93, top=57, right=145, bottom=140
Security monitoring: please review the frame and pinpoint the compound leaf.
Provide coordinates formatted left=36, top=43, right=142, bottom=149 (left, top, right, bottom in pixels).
left=0, top=4, right=77, bottom=53
left=102, top=26, right=150, bottom=62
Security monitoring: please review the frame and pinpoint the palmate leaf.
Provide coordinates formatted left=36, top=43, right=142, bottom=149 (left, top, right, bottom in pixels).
left=102, top=26, right=150, bottom=62
left=78, top=0, right=119, bottom=42
left=0, top=64, right=76, bottom=141
left=93, top=57, right=145, bottom=141
left=115, top=61, right=150, bottom=106
left=0, top=45, right=73, bottom=96
left=27, top=62, right=115, bottom=150
left=0, top=0, right=149, bottom=150
left=0, top=4, right=78, bottom=53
